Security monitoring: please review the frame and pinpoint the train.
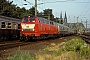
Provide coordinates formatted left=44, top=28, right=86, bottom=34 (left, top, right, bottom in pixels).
left=0, top=15, right=75, bottom=41
left=0, top=16, right=20, bottom=41
left=20, top=16, right=75, bottom=41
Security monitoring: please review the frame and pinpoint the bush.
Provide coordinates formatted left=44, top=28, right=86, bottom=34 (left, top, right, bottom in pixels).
left=54, top=37, right=90, bottom=58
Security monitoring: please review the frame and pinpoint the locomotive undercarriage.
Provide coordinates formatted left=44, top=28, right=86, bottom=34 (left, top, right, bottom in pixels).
left=19, top=34, right=59, bottom=41
left=0, top=29, right=20, bottom=41
left=0, top=34, right=19, bottom=41
left=19, top=31, right=74, bottom=42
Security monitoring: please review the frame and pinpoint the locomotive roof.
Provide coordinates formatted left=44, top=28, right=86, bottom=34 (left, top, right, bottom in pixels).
left=30, top=16, right=70, bottom=27
left=23, top=16, right=70, bottom=28
left=0, top=15, right=21, bottom=22
left=30, top=16, right=55, bottom=22
left=66, top=23, right=85, bottom=30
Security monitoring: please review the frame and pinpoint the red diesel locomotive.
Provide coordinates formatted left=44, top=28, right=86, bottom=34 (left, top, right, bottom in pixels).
left=20, top=16, right=74, bottom=41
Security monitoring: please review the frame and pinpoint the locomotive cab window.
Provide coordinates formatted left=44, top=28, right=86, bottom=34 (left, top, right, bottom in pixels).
left=8, top=23, right=11, bottom=28
left=38, top=20, right=40, bottom=23
left=1, top=22, right=6, bottom=28
left=30, top=19, right=36, bottom=22
left=22, top=17, right=28, bottom=22
left=22, top=16, right=36, bottom=22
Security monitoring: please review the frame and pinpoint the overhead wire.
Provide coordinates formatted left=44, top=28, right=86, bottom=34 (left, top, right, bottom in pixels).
left=37, top=0, right=45, bottom=12
left=11, top=0, right=24, bottom=6
left=12, top=0, right=90, bottom=18
left=77, top=0, right=90, bottom=28
left=80, top=0, right=89, bottom=19
left=38, top=0, right=67, bottom=17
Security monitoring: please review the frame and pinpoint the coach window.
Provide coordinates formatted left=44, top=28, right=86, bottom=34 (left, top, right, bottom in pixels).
left=1, top=22, right=6, bottom=28
left=50, top=22, right=52, bottom=25
left=46, top=21, right=48, bottom=24
left=8, top=23, right=11, bottom=28
left=47, top=21, right=49, bottom=24
left=50, top=22, right=53, bottom=25
left=13, top=24, right=17, bottom=29
left=62, top=27, right=64, bottom=30
left=44, top=20, right=46, bottom=24
left=18, top=24, right=20, bottom=29
left=42, top=20, right=45, bottom=23
left=53, top=22, right=55, bottom=26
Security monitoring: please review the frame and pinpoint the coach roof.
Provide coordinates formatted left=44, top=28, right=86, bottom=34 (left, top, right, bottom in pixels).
left=0, top=15, right=21, bottom=22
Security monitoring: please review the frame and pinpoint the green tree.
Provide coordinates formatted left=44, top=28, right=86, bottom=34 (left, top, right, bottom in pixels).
left=38, top=12, right=43, bottom=17
left=0, top=0, right=61, bottom=24
left=43, top=9, right=54, bottom=21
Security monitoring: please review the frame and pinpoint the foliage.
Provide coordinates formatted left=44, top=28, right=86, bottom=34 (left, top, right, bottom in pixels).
left=36, top=37, right=90, bottom=60
left=54, top=37, right=90, bottom=58
left=43, top=9, right=54, bottom=20
left=7, top=37, right=90, bottom=60
left=0, top=0, right=60, bottom=23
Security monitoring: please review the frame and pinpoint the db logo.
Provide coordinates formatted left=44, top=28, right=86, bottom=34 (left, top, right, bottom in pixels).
left=26, top=26, right=29, bottom=28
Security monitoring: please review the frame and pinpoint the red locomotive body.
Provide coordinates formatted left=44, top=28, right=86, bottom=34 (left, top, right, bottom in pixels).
left=20, top=16, right=39, bottom=36
left=20, top=16, right=58, bottom=41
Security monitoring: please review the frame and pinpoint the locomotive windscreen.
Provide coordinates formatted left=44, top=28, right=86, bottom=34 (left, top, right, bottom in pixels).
left=22, top=16, right=28, bottom=22
left=22, top=16, right=35, bottom=22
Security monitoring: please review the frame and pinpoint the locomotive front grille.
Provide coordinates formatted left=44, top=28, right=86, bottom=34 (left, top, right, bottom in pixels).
left=23, top=29, right=34, bottom=32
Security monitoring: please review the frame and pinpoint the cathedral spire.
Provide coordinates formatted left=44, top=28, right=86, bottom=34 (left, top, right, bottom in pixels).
left=60, top=11, right=63, bottom=24
left=60, top=11, right=62, bottom=19
left=64, top=11, right=67, bottom=23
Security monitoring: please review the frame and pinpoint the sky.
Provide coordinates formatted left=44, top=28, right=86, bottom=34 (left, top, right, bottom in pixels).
left=9, top=0, right=90, bottom=28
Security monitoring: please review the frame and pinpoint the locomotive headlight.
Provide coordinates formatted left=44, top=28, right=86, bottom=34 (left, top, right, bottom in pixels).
left=22, top=29, right=23, bottom=31
left=32, top=29, right=34, bottom=31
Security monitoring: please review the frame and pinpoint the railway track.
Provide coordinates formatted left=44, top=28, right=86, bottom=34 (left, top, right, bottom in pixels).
left=0, top=42, right=25, bottom=50
left=0, top=35, right=75, bottom=50
left=0, top=35, right=75, bottom=60
left=0, top=40, right=46, bottom=50
left=0, top=40, right=19, bottom=45
left=79, top=35, right=90, bottom=44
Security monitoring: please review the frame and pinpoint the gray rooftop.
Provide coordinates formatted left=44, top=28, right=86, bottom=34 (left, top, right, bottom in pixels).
left=64, top=23, right=85, bottom=30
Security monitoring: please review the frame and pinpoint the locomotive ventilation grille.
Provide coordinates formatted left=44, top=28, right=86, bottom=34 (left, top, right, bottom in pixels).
left=23, top=29, right=34, bottom=32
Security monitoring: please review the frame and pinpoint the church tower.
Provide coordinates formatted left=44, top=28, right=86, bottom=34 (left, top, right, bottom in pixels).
left=60, top=11, right=63, bottom=24
left=64, top=11, right=67, bottom=24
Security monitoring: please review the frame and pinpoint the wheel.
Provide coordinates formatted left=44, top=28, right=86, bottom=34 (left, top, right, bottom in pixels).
left=0, top=36, right=3, bottom=41
left=20, top=36, right=24, bottom=41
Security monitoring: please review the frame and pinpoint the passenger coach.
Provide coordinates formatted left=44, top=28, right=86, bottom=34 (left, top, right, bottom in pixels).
left=0, top=16, right=20, bottom=41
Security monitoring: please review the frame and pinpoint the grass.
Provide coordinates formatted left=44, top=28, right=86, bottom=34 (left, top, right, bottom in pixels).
left=8, top=36, right=90, bottom=60
left=36, top=37, right=90, bottom=60
left=55, top=37, right=90, bottom=56
left=7, top=48, right=35, bottom=60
